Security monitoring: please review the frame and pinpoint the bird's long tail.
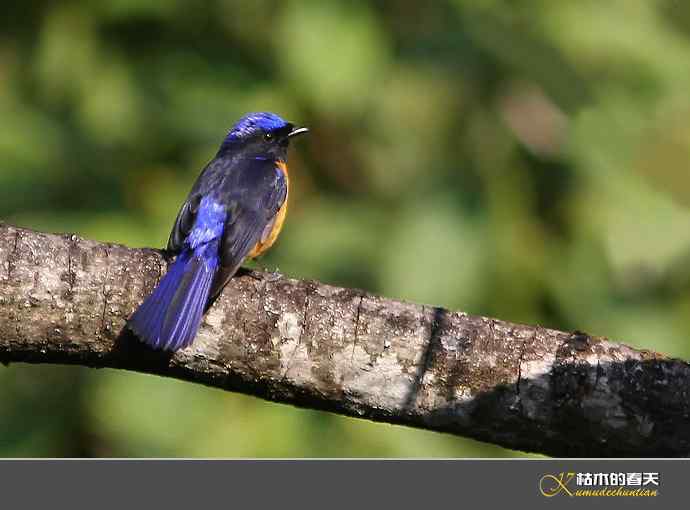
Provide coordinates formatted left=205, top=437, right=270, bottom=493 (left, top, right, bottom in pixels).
left=128, top=245, right=218, bottom=351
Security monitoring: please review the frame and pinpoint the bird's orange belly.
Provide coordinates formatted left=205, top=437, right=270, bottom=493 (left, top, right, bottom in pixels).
left=248, top=201, right=287, bottom=258
left=247, top=160, right=289, bottom=259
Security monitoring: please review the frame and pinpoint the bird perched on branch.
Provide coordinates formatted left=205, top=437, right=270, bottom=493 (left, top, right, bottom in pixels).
left=128, top=112, right=308, bottom=351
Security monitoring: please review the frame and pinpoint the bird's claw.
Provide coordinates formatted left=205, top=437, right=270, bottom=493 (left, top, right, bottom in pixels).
left=248, top=267, right=283, bottom=282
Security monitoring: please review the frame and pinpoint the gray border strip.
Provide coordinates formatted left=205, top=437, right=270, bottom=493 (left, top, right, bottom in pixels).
left=0, top=459, right=678, bottom=508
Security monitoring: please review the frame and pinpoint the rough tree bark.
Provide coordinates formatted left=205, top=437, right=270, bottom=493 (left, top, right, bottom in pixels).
left=0, top=222, right=689, bottom=457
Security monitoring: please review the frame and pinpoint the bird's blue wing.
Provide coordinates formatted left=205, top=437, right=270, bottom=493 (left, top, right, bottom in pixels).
left=166, top=158, right=227, bottom=252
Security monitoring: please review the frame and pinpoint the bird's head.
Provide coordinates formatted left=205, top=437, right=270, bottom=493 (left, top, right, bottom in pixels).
left=219, top=112, right=308, bottom=159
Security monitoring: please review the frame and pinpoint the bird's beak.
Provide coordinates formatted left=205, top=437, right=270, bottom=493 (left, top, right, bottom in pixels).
left=288, top=126, right=309, bottom=138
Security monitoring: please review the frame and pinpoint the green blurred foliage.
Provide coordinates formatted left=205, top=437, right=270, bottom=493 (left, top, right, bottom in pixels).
left=2, top=0, right=690, bottom=457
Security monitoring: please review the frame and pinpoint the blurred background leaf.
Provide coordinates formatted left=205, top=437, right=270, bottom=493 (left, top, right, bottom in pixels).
left=2, top=0, right=690, bottom=457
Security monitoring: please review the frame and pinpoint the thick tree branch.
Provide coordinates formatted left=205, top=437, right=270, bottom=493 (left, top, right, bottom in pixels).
left=1, top=222, right=689, bottom=457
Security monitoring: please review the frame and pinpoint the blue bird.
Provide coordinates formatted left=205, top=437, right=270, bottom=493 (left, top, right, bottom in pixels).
left=128, top=112, right=308, bottom=351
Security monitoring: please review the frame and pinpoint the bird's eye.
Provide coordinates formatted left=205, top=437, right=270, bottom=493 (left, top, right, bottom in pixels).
left=263, top=132, right=273, bottom=141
